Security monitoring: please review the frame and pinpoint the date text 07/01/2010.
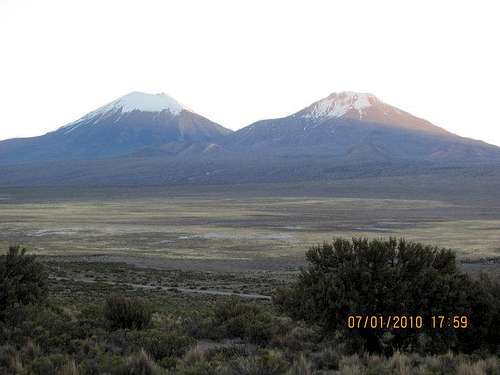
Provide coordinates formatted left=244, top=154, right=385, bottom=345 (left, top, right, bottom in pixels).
left=346, top=315, right=469, bottom=330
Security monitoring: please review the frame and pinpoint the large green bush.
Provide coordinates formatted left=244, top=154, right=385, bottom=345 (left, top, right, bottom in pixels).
left=0, top=246, right=48, bottom=320
left=274, top=237, right=500, bottom=354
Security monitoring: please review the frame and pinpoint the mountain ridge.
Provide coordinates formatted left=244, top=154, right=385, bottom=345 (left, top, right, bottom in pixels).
left=1, top=90, right=499, bottom=186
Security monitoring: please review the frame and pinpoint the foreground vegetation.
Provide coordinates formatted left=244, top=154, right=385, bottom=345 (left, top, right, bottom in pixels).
left=275, top=238, right=500, bottom=355
left=1, top=241, right=499, bottom=374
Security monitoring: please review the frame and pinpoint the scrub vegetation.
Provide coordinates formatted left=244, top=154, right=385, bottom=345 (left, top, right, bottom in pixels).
left=1, top=239, right=499, bottom=375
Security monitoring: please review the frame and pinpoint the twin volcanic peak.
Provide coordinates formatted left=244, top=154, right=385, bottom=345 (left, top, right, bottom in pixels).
left=0, top=90, right=499, bottom=168
left=0, top=91, right=231, bottom=164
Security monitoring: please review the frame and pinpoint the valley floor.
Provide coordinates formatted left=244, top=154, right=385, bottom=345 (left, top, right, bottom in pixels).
left=1, top=178, right=500, bottom=272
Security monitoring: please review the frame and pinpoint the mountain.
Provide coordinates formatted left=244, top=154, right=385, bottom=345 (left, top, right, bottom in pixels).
left=0, top=92, right=231, bottom=164
left=227, top=91, right=499, bottom=162
left=0, top=90, right=499, bottom=186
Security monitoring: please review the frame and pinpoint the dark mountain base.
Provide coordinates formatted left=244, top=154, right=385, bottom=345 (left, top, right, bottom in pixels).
left=0, top=154, right=499, bottom=191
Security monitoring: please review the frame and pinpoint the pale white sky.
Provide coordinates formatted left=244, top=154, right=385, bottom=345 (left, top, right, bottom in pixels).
left=1, top=0, right=499, bottom=145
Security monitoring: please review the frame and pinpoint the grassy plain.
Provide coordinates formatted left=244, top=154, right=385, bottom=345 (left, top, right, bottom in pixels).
left=1, top=178, right=500, bottom=270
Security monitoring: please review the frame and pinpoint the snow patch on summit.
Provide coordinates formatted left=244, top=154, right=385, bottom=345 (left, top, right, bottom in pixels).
left=302, top=92, right=376, bottom=119
left=101, top=91, right=185, bottom=115
left=61, top=92, right=186, bottom=134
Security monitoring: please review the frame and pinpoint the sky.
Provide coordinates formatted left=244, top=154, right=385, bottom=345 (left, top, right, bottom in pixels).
left=1, top=0, right=499, bottom=145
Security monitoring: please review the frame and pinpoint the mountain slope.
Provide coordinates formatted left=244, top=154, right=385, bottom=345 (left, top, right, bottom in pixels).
left=0, top=92, right=231, bottom=164
left=227, top=92, right=500, bottom=162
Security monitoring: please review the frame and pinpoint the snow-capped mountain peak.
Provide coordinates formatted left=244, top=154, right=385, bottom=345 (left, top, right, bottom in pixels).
left=99, top=91, right=186, bottom=115
left=294, top=91, right=450, bottom=136
left=61, top=91, right=188, bottom=134
left=301, top=91, right=379, bottom=120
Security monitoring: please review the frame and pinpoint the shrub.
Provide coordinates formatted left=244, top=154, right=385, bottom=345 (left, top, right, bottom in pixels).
left=175, top=360, right=218, bottom=375
left=182, top=316, right=218, bottom=339
left=310, top=346, right=340, bottom=371
left=0, top=245, right=48, bottom=319
left=214, top=299, right=274, bottom=345
left=0, top=304, right=81, bottom=351
left=79, top=351, right=125, bottom=375
left=57, top=360, right=80, bottom=375
left=206, top=344, right=251, bottom=362
left=337, top=354, right=367, bottom=375
left=114, top=350, right=164, bottom=375
left=127, top=329, right=194, bottom=360
left=108, top=328, right=193, bottom=361
left=174, top=346, right=220, bottom=375
left=288, top=354, right=312, bottom=375
left=271, top=323, right=318, bottom=352
left=221, top=350, right=289, bottom=375
left=31, top=354, right=68, bottom=375
left=0, top=344, right=22, bottom=374
left=104, top=296, right=152, bottom=330
left=274, top=237, right=500, bottom=354
left=22, top=339, right=41, bottom=361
